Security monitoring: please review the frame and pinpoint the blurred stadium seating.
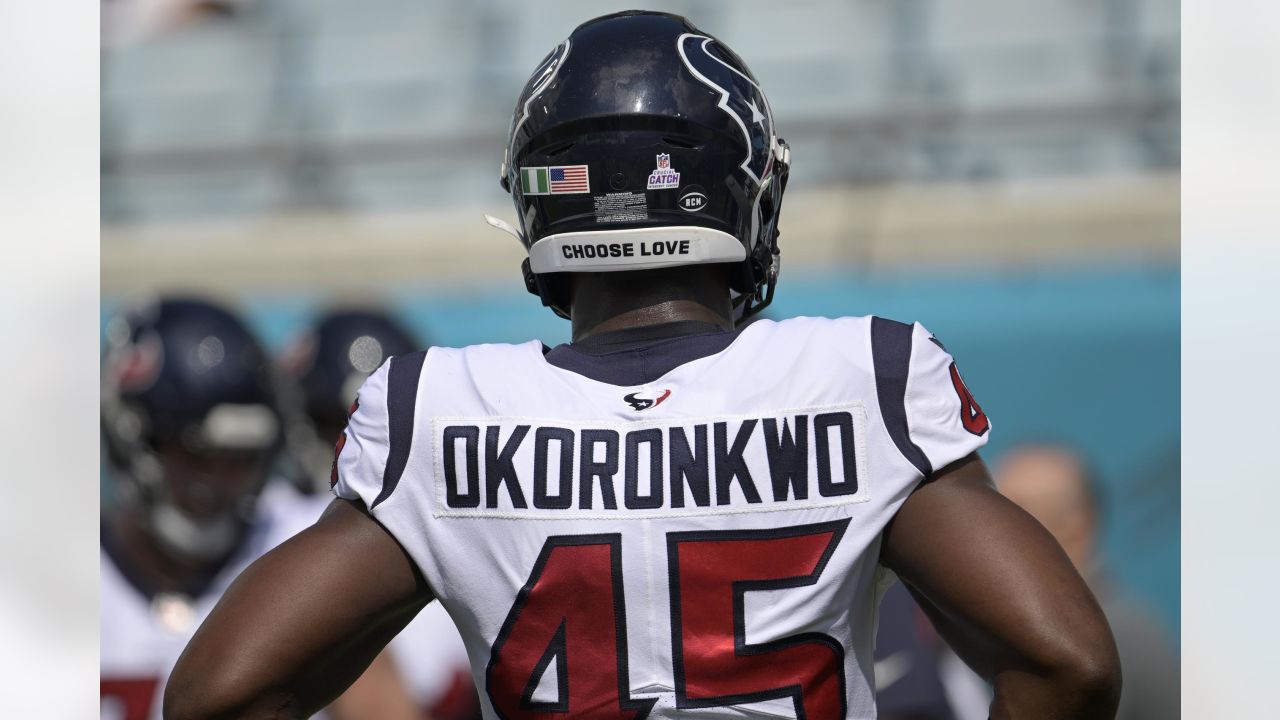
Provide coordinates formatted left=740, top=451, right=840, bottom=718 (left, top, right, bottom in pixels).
left=102, top=0, right=1179, bottom=220
left=102, top=0, right=1180, bottom=646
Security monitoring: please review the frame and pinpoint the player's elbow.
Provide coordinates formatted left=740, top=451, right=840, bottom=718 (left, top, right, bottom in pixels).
left=162, top=669, right=236, bottom=720
left=1039, top=621, right=1123, bottom=715
left=1058, top=650, right=1121, bottom=713
left=162, top=674, right=218, bottom=720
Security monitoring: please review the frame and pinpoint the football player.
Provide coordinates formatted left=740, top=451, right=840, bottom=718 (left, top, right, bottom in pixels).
left=100, top=297, right=414, bottom=720
left=277, top=307, right=481, bottom=720
left=167, top=12, right=1120, bottom=720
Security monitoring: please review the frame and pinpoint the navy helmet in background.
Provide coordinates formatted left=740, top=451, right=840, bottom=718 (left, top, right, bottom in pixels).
left=276, top=307, right=421, bottom=493
left=101, top=297, right=283, bottom=562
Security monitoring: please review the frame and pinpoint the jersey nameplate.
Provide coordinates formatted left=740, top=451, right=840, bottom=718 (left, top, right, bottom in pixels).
left=431, top=403, right=868, bottom=519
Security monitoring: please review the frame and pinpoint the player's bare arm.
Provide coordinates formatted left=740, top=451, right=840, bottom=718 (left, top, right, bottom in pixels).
left=164, top=498, right=429, bottom=720
left=881, top=453, right=1122, bottom=719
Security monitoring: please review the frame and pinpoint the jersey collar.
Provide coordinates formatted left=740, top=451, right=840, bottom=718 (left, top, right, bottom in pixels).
left=543, top=321, right=738, bottom=386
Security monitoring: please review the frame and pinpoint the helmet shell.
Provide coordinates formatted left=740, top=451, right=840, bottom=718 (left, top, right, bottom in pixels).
left=502, top=10, right=789, bottom=319
left=283, top=308, right=419, bottom=430
left=102, top=297, right=281, bottom=453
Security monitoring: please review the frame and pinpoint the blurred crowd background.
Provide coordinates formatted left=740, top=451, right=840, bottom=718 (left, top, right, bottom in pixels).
left=100, top=0, right=1179, bottom=718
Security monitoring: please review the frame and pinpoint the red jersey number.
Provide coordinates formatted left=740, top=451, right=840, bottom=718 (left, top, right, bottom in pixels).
left=486, top=535, right=653, bottom=720
left=668, top=521, right=849, bottom=719
left=486, top=520, right=849, bottom=720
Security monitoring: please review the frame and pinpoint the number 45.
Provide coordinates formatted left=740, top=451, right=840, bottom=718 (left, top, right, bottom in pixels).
left=485, top=519, right=850, bottom=720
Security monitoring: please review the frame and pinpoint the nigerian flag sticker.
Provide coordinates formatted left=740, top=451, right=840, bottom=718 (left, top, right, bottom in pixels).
left=521, top=165, right=590, bottom=195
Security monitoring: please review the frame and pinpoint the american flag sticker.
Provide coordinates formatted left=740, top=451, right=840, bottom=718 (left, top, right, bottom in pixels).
left=521, top=165, right=590, bottom=195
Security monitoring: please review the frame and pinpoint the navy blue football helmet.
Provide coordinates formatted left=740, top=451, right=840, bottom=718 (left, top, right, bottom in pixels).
left=277, top=308, right=420, bottom=492
left=282, top=308, right=420, bottom=432
left=101, top=297, right=283, bottom=561
left=496, top=10, right=791, bottom=321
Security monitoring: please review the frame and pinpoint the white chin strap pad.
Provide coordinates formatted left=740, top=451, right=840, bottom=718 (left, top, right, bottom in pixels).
left=527, top=226, right=745, bottom=274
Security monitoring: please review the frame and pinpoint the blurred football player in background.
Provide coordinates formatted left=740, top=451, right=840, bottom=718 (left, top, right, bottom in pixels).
left=873, top=580, right=960, bottom=720
left=873, top=581, right=991, bottom=720
left=100, top=297, right=417, bottom=720
left=277, top=307, right=481, bottom=720
left=995, top=444, right=1179, bottom=720
left=277, top=308, right=422, bottom=496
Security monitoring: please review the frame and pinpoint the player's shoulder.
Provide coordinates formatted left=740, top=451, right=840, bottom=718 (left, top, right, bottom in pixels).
left=744, top=314, right=863, bottom=336
left=758, top=313, right=914, bottom=331
left=354, top=342, right=530, bottom=395
left=755, top=315, right=956, bottom=378
left=779, top=314, right=947, bottom=349
left=415, top=340, right=543, bottom=366
left=349, top=341, right=544, bottom=419
left=750, top=313, right=922, bottom=346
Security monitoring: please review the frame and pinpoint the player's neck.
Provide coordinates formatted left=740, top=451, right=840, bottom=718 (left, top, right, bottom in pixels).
left=570, top=266, right=733, bottom=343
left=573, top=300, right=731, bottom=342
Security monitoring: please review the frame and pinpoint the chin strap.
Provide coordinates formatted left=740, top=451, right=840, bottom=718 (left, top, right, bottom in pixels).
left=486, top=214, right=568, bottom=316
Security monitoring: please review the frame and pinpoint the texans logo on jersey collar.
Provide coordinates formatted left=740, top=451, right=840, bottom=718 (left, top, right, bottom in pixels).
left=624, top=389, right=671, bottom=411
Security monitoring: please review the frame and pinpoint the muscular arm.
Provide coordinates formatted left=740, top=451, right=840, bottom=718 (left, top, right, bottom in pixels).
left=164, top=498, right=432, bottom=720
left=881, top=453, right=1121, bottom=720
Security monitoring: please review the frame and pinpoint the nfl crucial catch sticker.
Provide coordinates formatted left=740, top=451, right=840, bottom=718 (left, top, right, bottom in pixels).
left=646, top=154, right=681, bottom=190
left=521, top=165, right=590, bottom=195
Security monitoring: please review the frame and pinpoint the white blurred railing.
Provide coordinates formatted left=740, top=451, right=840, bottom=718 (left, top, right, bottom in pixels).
left=101, top=172, right=1179, bottom=297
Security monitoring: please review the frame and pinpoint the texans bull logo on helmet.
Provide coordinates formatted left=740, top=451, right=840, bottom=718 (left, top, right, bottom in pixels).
left=677, top=33, right=776, bottom=186
left=505, top=38, right=572, bottom=178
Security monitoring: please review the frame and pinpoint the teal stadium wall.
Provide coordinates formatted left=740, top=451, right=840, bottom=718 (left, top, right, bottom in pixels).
left=103, top=263, right=1180, bottom=641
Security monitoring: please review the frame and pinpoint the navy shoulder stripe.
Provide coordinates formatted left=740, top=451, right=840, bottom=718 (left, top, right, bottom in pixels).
left=372, top=350, right=428, bottom=508
left=870, top=317, right=932, bottom=477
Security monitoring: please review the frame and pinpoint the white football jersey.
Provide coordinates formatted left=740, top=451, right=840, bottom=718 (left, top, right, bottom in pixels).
left=333, top=316, right=990, bottom=720
left=100, top=482, right=329, bottom=720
